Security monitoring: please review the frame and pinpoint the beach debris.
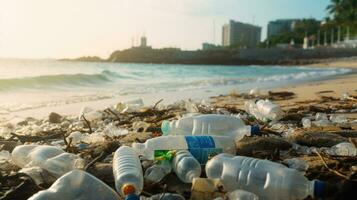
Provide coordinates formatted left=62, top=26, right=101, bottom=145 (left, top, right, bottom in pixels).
left=0, top=150, right=11, bottom=163
left=245, top=99, right=284, bottom=122
left=113, top=146, right=143, bottom=198
left=227, top=189, right=259, bottom=200
left=283, top=158, right=309, bottom=172
left=48, top=112, right=62, bottom=123
left=142, top=193, right=185, bottom=200
left=1, top=89, right=357, bottom=199
left=144, top=160, right=172, bottom=184
left=235, top=136, right=291, bottom=157
left=249, top=88, right=261, bottom=96
left=206, top=154, right=326, bottom=200
left=28, top=170, right=120, bottom=200
left=11, top=145, right=85, bottom=178
left=190, top=178, right=223, bottom=200
left=161, top=114, right=260, bottom=139
left=323, top=142, right=357, bottom=156
left=114, top=98, right=144, bottom=113
left=172, top=150, right=201, bottom=183
left=132, top=135, right=236, bottom=164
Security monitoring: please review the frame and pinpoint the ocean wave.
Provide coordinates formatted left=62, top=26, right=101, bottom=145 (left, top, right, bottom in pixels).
left=0, top=70, right=125, bottom=90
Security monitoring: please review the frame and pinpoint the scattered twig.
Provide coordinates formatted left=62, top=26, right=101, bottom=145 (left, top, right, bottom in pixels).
left=314, top=150, right=350, bottom=180
left=104, top=108, right=121, bottom=121
left=10, top=131, right=64, bottom=143
left=85, top=151, right=105, bottom=171
left=81, top=114, right=93, bottom=134
left=153, top=99, right=164, bottom=110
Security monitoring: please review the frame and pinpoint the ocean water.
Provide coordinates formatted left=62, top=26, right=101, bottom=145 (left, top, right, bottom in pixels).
left=0, top=59, right=353, bottom=116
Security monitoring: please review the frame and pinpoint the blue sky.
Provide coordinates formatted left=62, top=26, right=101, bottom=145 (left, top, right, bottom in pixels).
left=0, top=0, right=331, bottom=58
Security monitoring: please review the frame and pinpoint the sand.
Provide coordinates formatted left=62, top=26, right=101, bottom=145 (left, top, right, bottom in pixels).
left=272, top=57, right=357, bottom=103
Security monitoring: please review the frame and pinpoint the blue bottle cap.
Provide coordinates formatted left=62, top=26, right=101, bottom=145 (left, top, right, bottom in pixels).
left=314, top=180, right=326, bottom=199
left=250, top=125, right=261, bottom=136
left=125, top=194, right=140, bottom=200
left=161, top=121, right=170, bottom=135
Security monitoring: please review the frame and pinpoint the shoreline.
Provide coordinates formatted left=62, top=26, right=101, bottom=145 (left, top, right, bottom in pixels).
left=2, top=57, right=357, bottom=122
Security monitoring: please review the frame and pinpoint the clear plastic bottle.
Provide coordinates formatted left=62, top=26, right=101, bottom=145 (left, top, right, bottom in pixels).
left=142, top=193, right=185, bottom=200
left=28, top=170, right=120, bottom=200
left=255, top=99, right=284, bottom=121
left=132, top=135, right=236, bottom=164
left=172, top=150, right=201, bottom=183
left=144, top=160, right=172, bottom=184
left=113, top=146, right=143, bottom=197
left=326, top=142, right=357, bottom=156
left=227, top=189, right=259, bottom=200
left=11, top=145, right=84, bottom=177
left=206, top=154, right=325, bottom=200
left=161, top=114, right=260, bottom=139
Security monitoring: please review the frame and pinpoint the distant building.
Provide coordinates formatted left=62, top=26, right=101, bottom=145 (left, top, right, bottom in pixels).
left=222, top=20, right=261, bottom=48
left=267, top=19, right=299, bottom=38
left=140, top=36, right=147, bottom=47
left=202, top=43, right=223, bottom=50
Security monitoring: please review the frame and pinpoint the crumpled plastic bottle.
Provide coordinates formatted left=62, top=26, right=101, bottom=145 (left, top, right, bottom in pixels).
left=12, top=145, right=85, bottom=178
left=28, top=170, right=120, bottom=200
left=144, top=160, right=172, bottom=184
left=172, top=150, right=201, bottom=183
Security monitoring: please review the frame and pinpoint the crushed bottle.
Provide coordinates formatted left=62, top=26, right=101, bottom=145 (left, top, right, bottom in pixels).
left=11, top=145, right=85, bottom=178
left=28, top=170, right=120, bottom=200
left=144, top=160, right=171, bottom=184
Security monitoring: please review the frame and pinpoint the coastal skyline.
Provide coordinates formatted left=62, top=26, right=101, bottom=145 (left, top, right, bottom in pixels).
left=0, top=0, right=329, bottom=59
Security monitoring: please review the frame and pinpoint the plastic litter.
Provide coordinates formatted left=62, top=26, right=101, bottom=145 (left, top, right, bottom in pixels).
left=79, top=107, right=103, bottom=122
left=190, top=178, right=223, bottom=200
left=329, top=114, right=348, bottom=123
left=115, top=99, right=144, bottom=113
left=325, top=142, right=357, bottom=156
left=11, top=145, right=85, bottom=178
left=172, top=150, right=201, bottom=183
left=28, top=170, right=120, bottom=200
left=249, top=88, right=261, bottom=96
left=283, top=158, right=309, bottom=172
left=245, top=99, right=284, bottom=121
left=132, top=135, right=236, bottom=164
left=144, top=160, right=171, bottom=184
left=142, top=193, right=185, bottom=200
left=206, top=154, right=325, bottom=200
left=0, top=150, right=10, bottom=163
left=113, top=146, right=143, bottom=197
left=227, top=189, right=259, bottom=200
left=161, top=114, right=259, bottom=139
left=301, top=118, right=312, bottom=128
left=104, top=123, right=129, bottom=137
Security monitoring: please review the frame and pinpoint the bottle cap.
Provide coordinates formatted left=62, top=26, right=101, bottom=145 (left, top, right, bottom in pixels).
left=250, top=125, right=261, bottom=136
left=314, top=180, right=326, bottom=198
left=161, top=121, right=170, bottom=135
left=122, top=184, right=136, bottom=196
left=125, top=193, right=139, bottom=200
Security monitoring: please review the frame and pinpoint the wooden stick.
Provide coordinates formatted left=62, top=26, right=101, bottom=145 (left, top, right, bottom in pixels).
left=81, top=114, right=93, bottom=134
left=314, top=150, right=349, bottom=180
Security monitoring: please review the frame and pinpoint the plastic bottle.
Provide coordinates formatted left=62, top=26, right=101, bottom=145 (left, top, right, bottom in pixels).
left=244, top=101, right=267, bottom=122
left=113, top=146, right=143, bottom=198
left=256, top=99, right=284, bottom=121
left=172, top=150, right=201, bottom=183
left=161, top=114, right=260, bottom=139
left=11, top=145, right=84, bottom=177
left=132, top=135, right=236, bottom=164
left=326, top=142, right=357, bottom=156
left=28, top=170, right=120, bottom=200
left=142, top=193, right=185, bottom=200
left=227, top=189, right=259, bottom=200
left=206, top=154, right=325, bottom=200
left=144, top=160, right=172, bottom=184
